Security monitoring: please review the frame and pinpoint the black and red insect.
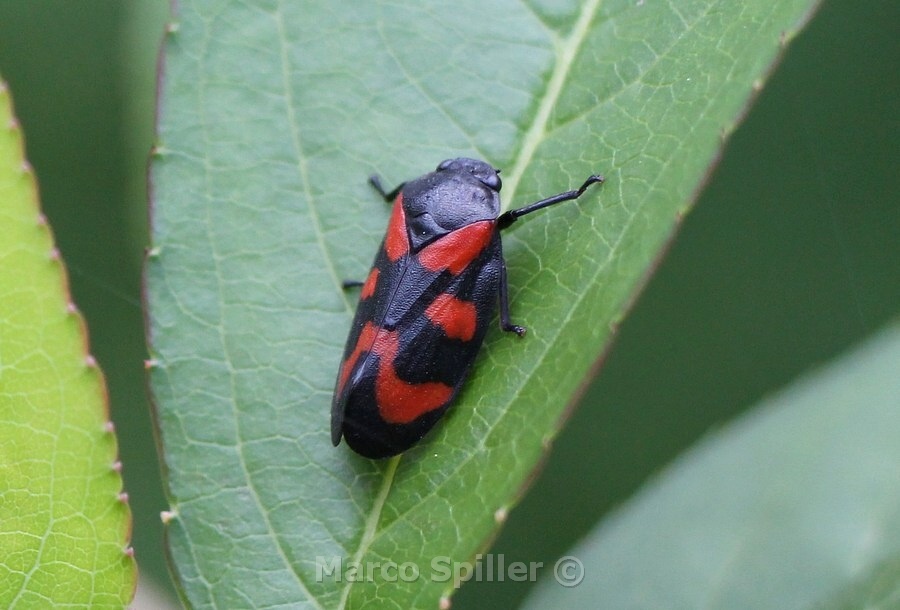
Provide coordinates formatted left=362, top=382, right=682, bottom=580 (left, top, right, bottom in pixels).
left=332, top=158, right=603, bottom=458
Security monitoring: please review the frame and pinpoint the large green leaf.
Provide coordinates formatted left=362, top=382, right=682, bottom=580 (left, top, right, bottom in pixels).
left=523, top=321, right=900, bottom=609
left=147, top=0, right=821, bottom=606
left=0, top=82, right=135, bottom=607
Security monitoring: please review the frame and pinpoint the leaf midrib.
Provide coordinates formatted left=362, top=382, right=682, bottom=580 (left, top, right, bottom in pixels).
left=332, top=0, right=606, bottom=605
left=339, top=0, right=741, bottom=563
left=502, top=0, right=604, bottom=208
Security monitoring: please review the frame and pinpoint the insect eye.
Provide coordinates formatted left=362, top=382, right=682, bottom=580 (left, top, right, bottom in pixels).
left=483, top=173, right=502, bottom=191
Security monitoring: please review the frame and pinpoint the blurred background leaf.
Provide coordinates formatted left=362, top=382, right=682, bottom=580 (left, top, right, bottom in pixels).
left=522, top=322, right=900, bottom=609
left=0, top=0, right=895, bottom=607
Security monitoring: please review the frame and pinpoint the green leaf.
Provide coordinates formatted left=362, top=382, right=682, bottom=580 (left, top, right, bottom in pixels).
left=147, top=0, right=821, bottom=607
left=523, top=322, right=900, bottom=609
left=0, top=82, right=135, bottom=607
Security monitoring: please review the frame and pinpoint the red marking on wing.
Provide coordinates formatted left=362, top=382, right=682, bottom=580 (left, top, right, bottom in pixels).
left=418, top=220, right=494, bottom=275
left=376, top=363, right=454, bottom=424
left=425, top=293, right=477, bottom=341
left=385, top=194, right=409, bottom=261
left=361, top=268, right=379, bottom=300
left=339, top=318, right=453, bottom=424
left=370, top=329, right=453, bottom=424
left=337, top=322, right=379, bottom=396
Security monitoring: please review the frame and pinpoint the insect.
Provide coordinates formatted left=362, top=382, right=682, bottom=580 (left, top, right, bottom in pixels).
left=332, top=158, right=603, bottom=458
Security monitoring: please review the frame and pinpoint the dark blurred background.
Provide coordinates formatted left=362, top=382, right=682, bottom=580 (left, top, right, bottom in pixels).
left=0, top=1, right=896, bottom=607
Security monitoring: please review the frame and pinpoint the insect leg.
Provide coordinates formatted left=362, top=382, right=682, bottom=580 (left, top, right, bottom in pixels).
left=342, top=280, right=364, bottom=290
left=497, top=175, right=604, bottom=230
left=499, top=258, right=526, bottom=337
left=369, top=174, right=406, bottom=203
